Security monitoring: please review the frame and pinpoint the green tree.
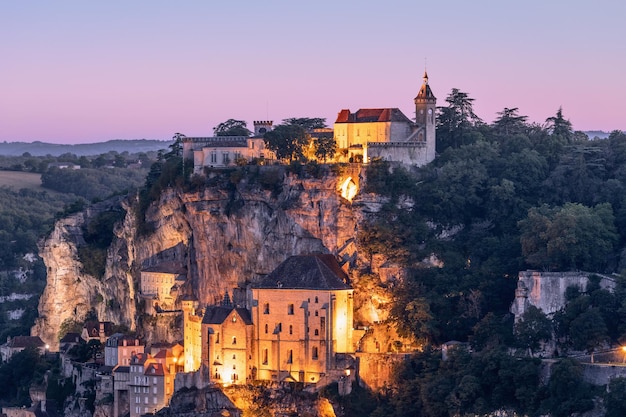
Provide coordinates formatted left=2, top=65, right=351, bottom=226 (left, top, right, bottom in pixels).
left=518, top=203, right=617, bottom=271
left=313, top=134, right=336, bottom=162
left=514, top=306, right=552, bottom=356
left=282, top=117, right=327, bottom=130
left=492, top=107, right=528, bottom=136
left=570, top=308, right=608, bottom=362
left=540, top=358, right=594, bottom=417
left=213, top=119, right=251, bottom=136
left=436, top=88, right=483, bottom=150
left=545, top=107, right=573, bottom=143
left=605, top=377, right=626, bottom=417
left=263, top=124, right=309, bottom=162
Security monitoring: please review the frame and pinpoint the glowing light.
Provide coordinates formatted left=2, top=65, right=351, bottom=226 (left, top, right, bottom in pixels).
left=340, top=177, right=358, bottom=201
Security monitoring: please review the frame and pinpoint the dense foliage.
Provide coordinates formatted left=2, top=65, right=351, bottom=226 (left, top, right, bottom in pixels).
left=354, top=89, right=626, bottom=415
left=41, top=166, right=148, bottom=201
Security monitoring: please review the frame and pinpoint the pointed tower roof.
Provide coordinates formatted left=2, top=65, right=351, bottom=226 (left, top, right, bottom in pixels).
left=415, top=70, right=436, bottom=101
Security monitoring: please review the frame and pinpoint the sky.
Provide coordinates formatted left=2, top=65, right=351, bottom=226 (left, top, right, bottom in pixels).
left=1, top=1, right=624, bottom=144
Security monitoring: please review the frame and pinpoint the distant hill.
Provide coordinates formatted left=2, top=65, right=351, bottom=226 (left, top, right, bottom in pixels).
left=0, top=139, right=173, bottom=157
left=584, top=130, right=611, bottom=139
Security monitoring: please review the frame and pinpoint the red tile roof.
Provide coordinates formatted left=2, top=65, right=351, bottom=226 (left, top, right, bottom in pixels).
left=335, top=108, right=412, bottom=124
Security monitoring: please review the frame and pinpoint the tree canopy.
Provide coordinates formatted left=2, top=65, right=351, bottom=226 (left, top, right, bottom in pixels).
left=213, top=119, right=251, bottom=137
left=263, top=124, right=310, bottom=162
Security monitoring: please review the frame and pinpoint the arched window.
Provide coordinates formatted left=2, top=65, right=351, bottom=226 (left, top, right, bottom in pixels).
left=264, top=324, right=268, bottom=334
left=314, top=329, right=319, bottom=336
left=232, top=336, right=237, bottom=345
left=289, top=325, right=293, bottom=335
left=287, top=350, right=293, bottom=363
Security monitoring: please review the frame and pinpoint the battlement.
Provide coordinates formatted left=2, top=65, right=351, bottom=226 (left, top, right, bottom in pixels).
left=253, top=120, right=273, bottom=126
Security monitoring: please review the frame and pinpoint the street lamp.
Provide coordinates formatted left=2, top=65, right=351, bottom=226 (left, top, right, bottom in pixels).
left=621, top=346, right=626, bottom=363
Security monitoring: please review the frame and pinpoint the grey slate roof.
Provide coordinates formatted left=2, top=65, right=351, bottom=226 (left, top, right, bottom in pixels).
left=202, top=306, right=253, bottom=325
left=253, top=254, right=351, bottom=290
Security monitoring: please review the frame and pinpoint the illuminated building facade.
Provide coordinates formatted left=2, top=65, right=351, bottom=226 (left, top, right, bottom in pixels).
left=334, top=72, right=437, bottom=166
left=182, top=254, right=355, bottom=385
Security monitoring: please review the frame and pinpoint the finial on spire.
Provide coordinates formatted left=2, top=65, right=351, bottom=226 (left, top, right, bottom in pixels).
left=423, top=57, right=429, bottom=84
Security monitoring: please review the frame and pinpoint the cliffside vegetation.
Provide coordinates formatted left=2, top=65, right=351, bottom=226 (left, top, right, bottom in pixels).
left=350, top=92, right=626, bottom=416
left=0, top=149, right=161, bottom=341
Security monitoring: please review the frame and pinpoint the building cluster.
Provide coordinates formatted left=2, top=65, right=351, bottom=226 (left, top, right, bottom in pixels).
left=181, top=254, right=360, bottom=386
left=182, top=72, right=437, bottom=172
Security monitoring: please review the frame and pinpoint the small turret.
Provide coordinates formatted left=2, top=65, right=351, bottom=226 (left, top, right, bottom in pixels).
left=253, top=120, right=273, bottom=136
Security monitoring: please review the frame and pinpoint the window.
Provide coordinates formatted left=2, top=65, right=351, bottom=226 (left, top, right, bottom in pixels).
left=265, top=324, right=268, bottom=334
left=312, top=347, right=318, bottom=360
left=289, top=325, right=293, bottom=335
left=287, top=349, right=293, bottom=364
left=315, top=310, right=318, bottom=317
left=153, top=397, right=157, bottom=404
left=210, top=152, right=217, bottom=163
left=262, top=349, right=268, bottom=365
left=321, top=317, right=326, bottom=334
left=233, top=354, right=236, bottom=359
left=216, top=332, right=220, bottom=344
left=263, top=303, right=270, bottom=314
left=222, top=152, right=230, bottom=164
left=232, top=336, right=237, bottom=345
left=314, top=329, right=319, bottom=336
left=314, top=296, right=318, bottom=304
left=287, top=304, right=294, bottom=315
left=277, top=323, right=282, bottom=332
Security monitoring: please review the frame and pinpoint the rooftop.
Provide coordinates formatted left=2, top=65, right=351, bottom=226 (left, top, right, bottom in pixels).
left=253, top=254, right=350, bottom=290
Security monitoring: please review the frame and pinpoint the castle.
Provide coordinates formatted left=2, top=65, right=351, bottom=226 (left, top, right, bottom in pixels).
left=182, top=71, right=437, bottom=172
left=334, top=71, right=437, bottom=166
left=181, top=254, right=356, bottom=385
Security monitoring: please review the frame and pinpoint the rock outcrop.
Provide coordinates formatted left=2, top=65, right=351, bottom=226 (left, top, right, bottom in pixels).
left=34, top=169, right=399, bottom=349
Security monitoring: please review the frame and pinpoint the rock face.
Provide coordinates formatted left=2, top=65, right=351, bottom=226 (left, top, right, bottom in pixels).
left=34, top=169, right=395, bottom=349
left=32, top=197, right=138, bottom=351
left=510, top=270, right=616, bottom=321
left=157, top=384, right=338, bottom=417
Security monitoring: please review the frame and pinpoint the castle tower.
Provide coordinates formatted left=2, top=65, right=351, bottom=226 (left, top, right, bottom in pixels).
left=414, top=71, right=437, bottom=161
left=253, top=121, right=273, bottom=136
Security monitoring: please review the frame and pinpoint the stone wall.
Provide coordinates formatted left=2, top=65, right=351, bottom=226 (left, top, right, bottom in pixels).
left=511, top=270, right=616, bottom=320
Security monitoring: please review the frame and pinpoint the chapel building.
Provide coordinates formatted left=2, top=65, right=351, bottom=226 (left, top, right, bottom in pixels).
left=181, top=254, right=355, bottom=385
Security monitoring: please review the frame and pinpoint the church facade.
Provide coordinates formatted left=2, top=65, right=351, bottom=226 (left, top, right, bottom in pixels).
left=182, top=254, right=356, bottom=385
left=333, top=72, right=437, bottom=166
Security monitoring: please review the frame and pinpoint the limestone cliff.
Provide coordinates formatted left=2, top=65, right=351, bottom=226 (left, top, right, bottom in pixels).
left=32, top=197, right=138, bottom=351
left=34, top=168, right=398, bottom=349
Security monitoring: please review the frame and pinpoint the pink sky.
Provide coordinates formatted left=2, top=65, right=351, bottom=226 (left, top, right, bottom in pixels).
left=1, top=1, right=624, bottom=144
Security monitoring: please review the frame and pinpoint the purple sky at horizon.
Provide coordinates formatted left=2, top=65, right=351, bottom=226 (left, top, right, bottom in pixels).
left=1, top=1, right=624, bottom=144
